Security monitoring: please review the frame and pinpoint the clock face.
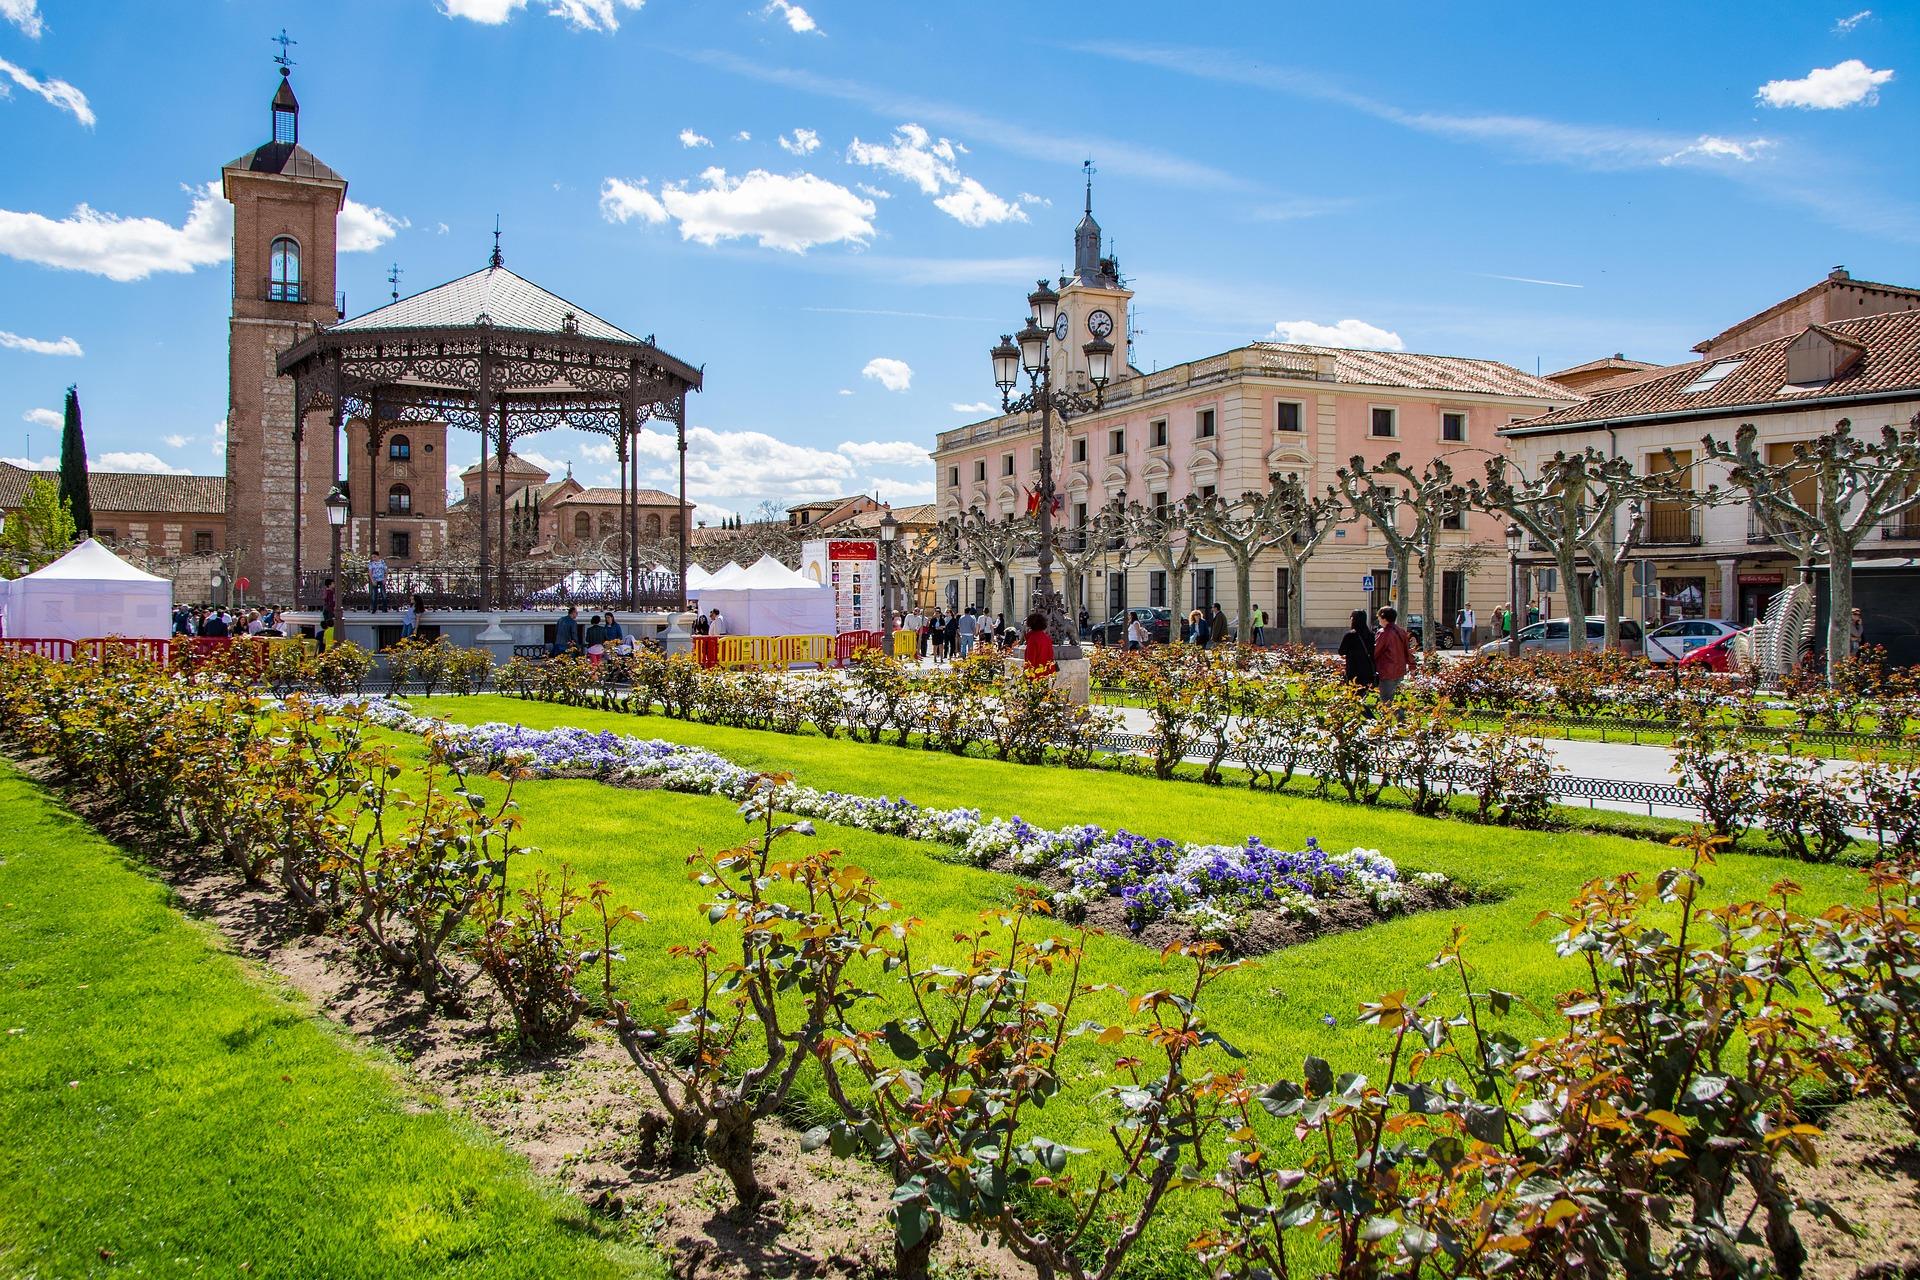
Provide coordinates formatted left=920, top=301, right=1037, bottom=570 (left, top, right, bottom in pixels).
left=1053, top=313, right=1070, bottom=342
left=1087, top=309, right=1115, bottom=338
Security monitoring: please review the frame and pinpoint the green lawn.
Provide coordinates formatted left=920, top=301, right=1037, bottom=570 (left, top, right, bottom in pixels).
left=398, top=693, right=1872, bottom=1277
left=0, top=761, right=659, bottom=1280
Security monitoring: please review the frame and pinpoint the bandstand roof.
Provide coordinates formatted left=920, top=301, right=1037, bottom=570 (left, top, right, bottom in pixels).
left=331, top=265, right=639, bottom=344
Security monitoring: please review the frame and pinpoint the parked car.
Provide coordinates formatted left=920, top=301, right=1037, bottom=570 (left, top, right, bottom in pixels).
left=1477, top=617, right=1645, bottom=656
left=1677, top=626, right=1751, bottom=673
left=1644, top=618, right=1743, bottom=664
left=1090, top=607, right=1172, bottom=646
left=1405, top=614, right=1457, bottom=651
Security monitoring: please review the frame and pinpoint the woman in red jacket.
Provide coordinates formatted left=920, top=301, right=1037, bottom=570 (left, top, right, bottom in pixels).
left=1023, top=611, right=1057, bottom=676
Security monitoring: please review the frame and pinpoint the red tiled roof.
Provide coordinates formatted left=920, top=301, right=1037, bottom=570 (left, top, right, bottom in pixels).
left=0, top=463, right=225, bottom=515
left=1504, top=310, right=1920, bottom=435
left=561, top=487, right=687, bottom=506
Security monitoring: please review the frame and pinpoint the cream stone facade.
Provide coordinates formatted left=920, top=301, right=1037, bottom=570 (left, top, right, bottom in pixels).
left=1502, top=310, right=1920, bottom=627
left=931, top=200, right=1572, bottom=642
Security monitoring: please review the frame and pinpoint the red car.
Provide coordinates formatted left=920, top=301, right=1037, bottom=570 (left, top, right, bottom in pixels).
left=1677, top=626, right=1749, bottom=673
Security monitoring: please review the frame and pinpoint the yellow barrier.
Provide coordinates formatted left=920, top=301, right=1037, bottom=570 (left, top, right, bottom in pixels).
left=890, top=630, right=918, bottom=659
left=712, top=634, right=833, bottom=669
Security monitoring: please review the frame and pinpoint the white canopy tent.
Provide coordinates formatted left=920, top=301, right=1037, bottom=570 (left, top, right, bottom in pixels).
left=696, top=554, right=835, bottom=636
left=2, top=539, right=172, bottom=641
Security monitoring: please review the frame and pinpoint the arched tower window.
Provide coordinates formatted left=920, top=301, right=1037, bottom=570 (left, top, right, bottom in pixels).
left=644, top=513, right=662, bottom=538
left=269, top=237, right=301, bottom=302
left=388, top=434, right=411, bottom=460
left=573, top=512, right=592, bottom=539
left=387, top=483, right=411, bottom=514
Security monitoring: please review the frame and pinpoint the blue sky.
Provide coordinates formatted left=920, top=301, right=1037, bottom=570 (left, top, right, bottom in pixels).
left=0, top=0, right=1914, bottom=519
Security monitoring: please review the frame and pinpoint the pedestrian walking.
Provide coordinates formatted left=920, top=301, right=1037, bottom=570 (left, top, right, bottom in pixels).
left=1210, top=602, right=1231, bottom=648
left=1338, top=609, right=1378, bottom=689
left=1126, top=612, right=1148, bottom=652
left=367, top=554, right=389, bottom=613
left=1373, top=606, right=1417, bottom=700
left=1459, top=605, right=1477, bottom=651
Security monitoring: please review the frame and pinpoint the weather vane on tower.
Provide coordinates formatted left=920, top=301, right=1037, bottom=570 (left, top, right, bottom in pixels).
left=272, top=28, right=297, bottom=75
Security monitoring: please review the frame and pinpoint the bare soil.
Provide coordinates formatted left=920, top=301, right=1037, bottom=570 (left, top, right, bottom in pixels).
left=1785, top=1098, right=1920, bottom=1280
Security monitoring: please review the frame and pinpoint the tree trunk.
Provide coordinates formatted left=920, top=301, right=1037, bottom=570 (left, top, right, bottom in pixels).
left=1420, top=528, right=1440, bottom=656
left=1557, top=546, right=1586, bottom=653
left=894, top=1209, right=943, bottom=1280
left=705, top=1106, right=763, bottom=1209
left=1284, top=557, right=1305, bottom=645
left=1826, top=554, right=1854, bottom=683
left=1595, top=556, right=1629, bottom=653
left=1234, top=554, right=1254, bottom=644
left=1391, top=545, right=1411, bottom=631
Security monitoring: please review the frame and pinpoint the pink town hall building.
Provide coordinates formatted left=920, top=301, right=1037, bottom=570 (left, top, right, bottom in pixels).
left=930, top=195, right=1576, bottom=645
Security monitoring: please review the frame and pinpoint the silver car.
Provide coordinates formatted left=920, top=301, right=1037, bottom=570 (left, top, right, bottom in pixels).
left=1478, top=617, right=1645, bottom=656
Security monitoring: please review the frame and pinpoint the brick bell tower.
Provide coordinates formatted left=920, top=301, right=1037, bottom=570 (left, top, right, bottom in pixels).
left=222, top=52, right=345, bottom=604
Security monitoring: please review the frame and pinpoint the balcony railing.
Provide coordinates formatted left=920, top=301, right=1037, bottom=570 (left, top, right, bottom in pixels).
left=1882, top=516, right=1920, bottom=542
left=265, top=277, right=306, bottom=303
left=1643, top=502, right=1701, bottom=546
left=1748, top=511, right=1773, bottom=545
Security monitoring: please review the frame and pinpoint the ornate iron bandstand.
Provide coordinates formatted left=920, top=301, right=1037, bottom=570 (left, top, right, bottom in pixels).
left=277, top=257, right=702, bottom=611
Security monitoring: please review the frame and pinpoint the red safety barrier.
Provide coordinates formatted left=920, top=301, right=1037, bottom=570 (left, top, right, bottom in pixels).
left=76, top=637, right=173, bottom=664
left=834, top=630, right=882, bottom=666
left=0, top=637, right=76, bottom=660
left=692, top=635, right=719, bottom=668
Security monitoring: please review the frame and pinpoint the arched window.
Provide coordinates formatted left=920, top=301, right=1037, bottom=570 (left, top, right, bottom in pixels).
left=598, top=513, right=615, bottom=535
left=388, top=434, right=411, bottom=461
left=387, top=483, right=411, bottom=514
left=669, top=515, right=683, bottom=534
left=269, top=237, right=301, bottom=302
left=644, top=513, right=662, bottom=538
left=573, top=512, right=592, bottom=539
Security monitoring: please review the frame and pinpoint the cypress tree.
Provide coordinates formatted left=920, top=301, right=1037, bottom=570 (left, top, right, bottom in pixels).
left=57, top=385, right=93, bottom=536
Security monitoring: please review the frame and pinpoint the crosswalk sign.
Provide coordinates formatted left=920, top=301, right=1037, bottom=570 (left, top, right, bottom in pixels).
left=1361, top=574, right=1375, bottom=593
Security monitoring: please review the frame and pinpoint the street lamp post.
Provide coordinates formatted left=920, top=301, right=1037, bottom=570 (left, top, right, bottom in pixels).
left=990, top=279, right=1114, bottom=662
left=879, top=508, right=899, bottom=655
left=326, top=484, right=349, bottom=647
left=1505, top=521, right=1523, bottom=658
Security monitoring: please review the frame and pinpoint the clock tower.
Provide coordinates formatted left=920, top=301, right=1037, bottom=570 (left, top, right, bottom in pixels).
left=223, top=56, right=346, bottom=603
left=1050, top=162, right=1133, bottom=389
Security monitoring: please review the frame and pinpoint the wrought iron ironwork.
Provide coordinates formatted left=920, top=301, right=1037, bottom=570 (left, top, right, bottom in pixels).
left=277, top=292, right=703, bottom=611
left=299, top=565, right=683, bottom=613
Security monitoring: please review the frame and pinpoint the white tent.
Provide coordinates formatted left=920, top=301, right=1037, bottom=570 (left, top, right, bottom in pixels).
left=697, top=561, right=747, bottom=592
left=683, top=562, right=715, bottom=596
left=2, top=539, right=172, bottom=641
left=697, top=554, right=835, bottom=637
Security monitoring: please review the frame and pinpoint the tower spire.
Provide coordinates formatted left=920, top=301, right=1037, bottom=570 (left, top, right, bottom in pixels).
left=490, top=215, right=504, bottom=269
left=1083, top=158, right=1095, bottom=215
left=269, top=29, right=300, bottom=145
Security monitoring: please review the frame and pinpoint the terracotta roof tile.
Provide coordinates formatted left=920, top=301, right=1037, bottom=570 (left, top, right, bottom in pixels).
left=0, top=464, right=224, bottom=515
left=1505, top=310, right=1920, bottom=434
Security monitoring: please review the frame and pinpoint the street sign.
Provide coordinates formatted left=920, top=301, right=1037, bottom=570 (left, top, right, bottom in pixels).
left=1361, top=574, right=1375, bottom=593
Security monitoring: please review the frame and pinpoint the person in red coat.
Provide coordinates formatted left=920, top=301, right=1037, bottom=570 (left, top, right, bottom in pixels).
left=1023, top=611, right=1057, bottom=676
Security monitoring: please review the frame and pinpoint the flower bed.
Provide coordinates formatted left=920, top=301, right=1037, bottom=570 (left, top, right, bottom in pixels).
left=341, top=699, right=1452, bottom=944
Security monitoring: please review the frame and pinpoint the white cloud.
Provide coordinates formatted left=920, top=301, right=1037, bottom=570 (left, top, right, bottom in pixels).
left=951, top=401, right=995, bottom=414
left=1835, top=10, right=1872, bottom=33
left=1266, top=318, right=1405, bottom=351
left=434, top=221, right=451, bottom=235
left=0, top=56, right=92, bottom=126
left=212, top=418, right=227, bottom=458
left=854, top=183, right=892, bottom=200
left=861, top=357, right=912, bottom=392
left=679, top=128, right=712, bottom=148
left=439, top=0, right=643, bottom=32
left=1757, top=60, right=1894, bottom=109
left=837, top=440, right=928, bottom=467
left=846, top=123, right=1025, bottom=227
left=601, top=168, right=875, bottom=253
left=0, top=181, right=396, bottom=281
left=1017, top=192, right=1051, bottom=208
left=96, top=451, right=190, bottom=475
left=0, top=329, right=81, bottom=356
left=837, top=388, right=854, bottom=396
left=0, top=181, right=226, bottom=280
left=734, top=130, right=752, bottom=142
left=22, top=407, right=59, bottom=428
left=162, top=433, right=189, bottom=448
left=338, top=200, right=406, bottom=253
left=871, top=476, right=934, bottom=501
left=0, top=0, right=43, bottom=39
left=778, top=127, right=820, bottom=155
left=631, top=424, right=857, bottom=504
left=764, top=0, right=820, bottom=34
left=0, top=454, right=56, bottom=469
left=1661, top=135, right=1772, bottom=165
